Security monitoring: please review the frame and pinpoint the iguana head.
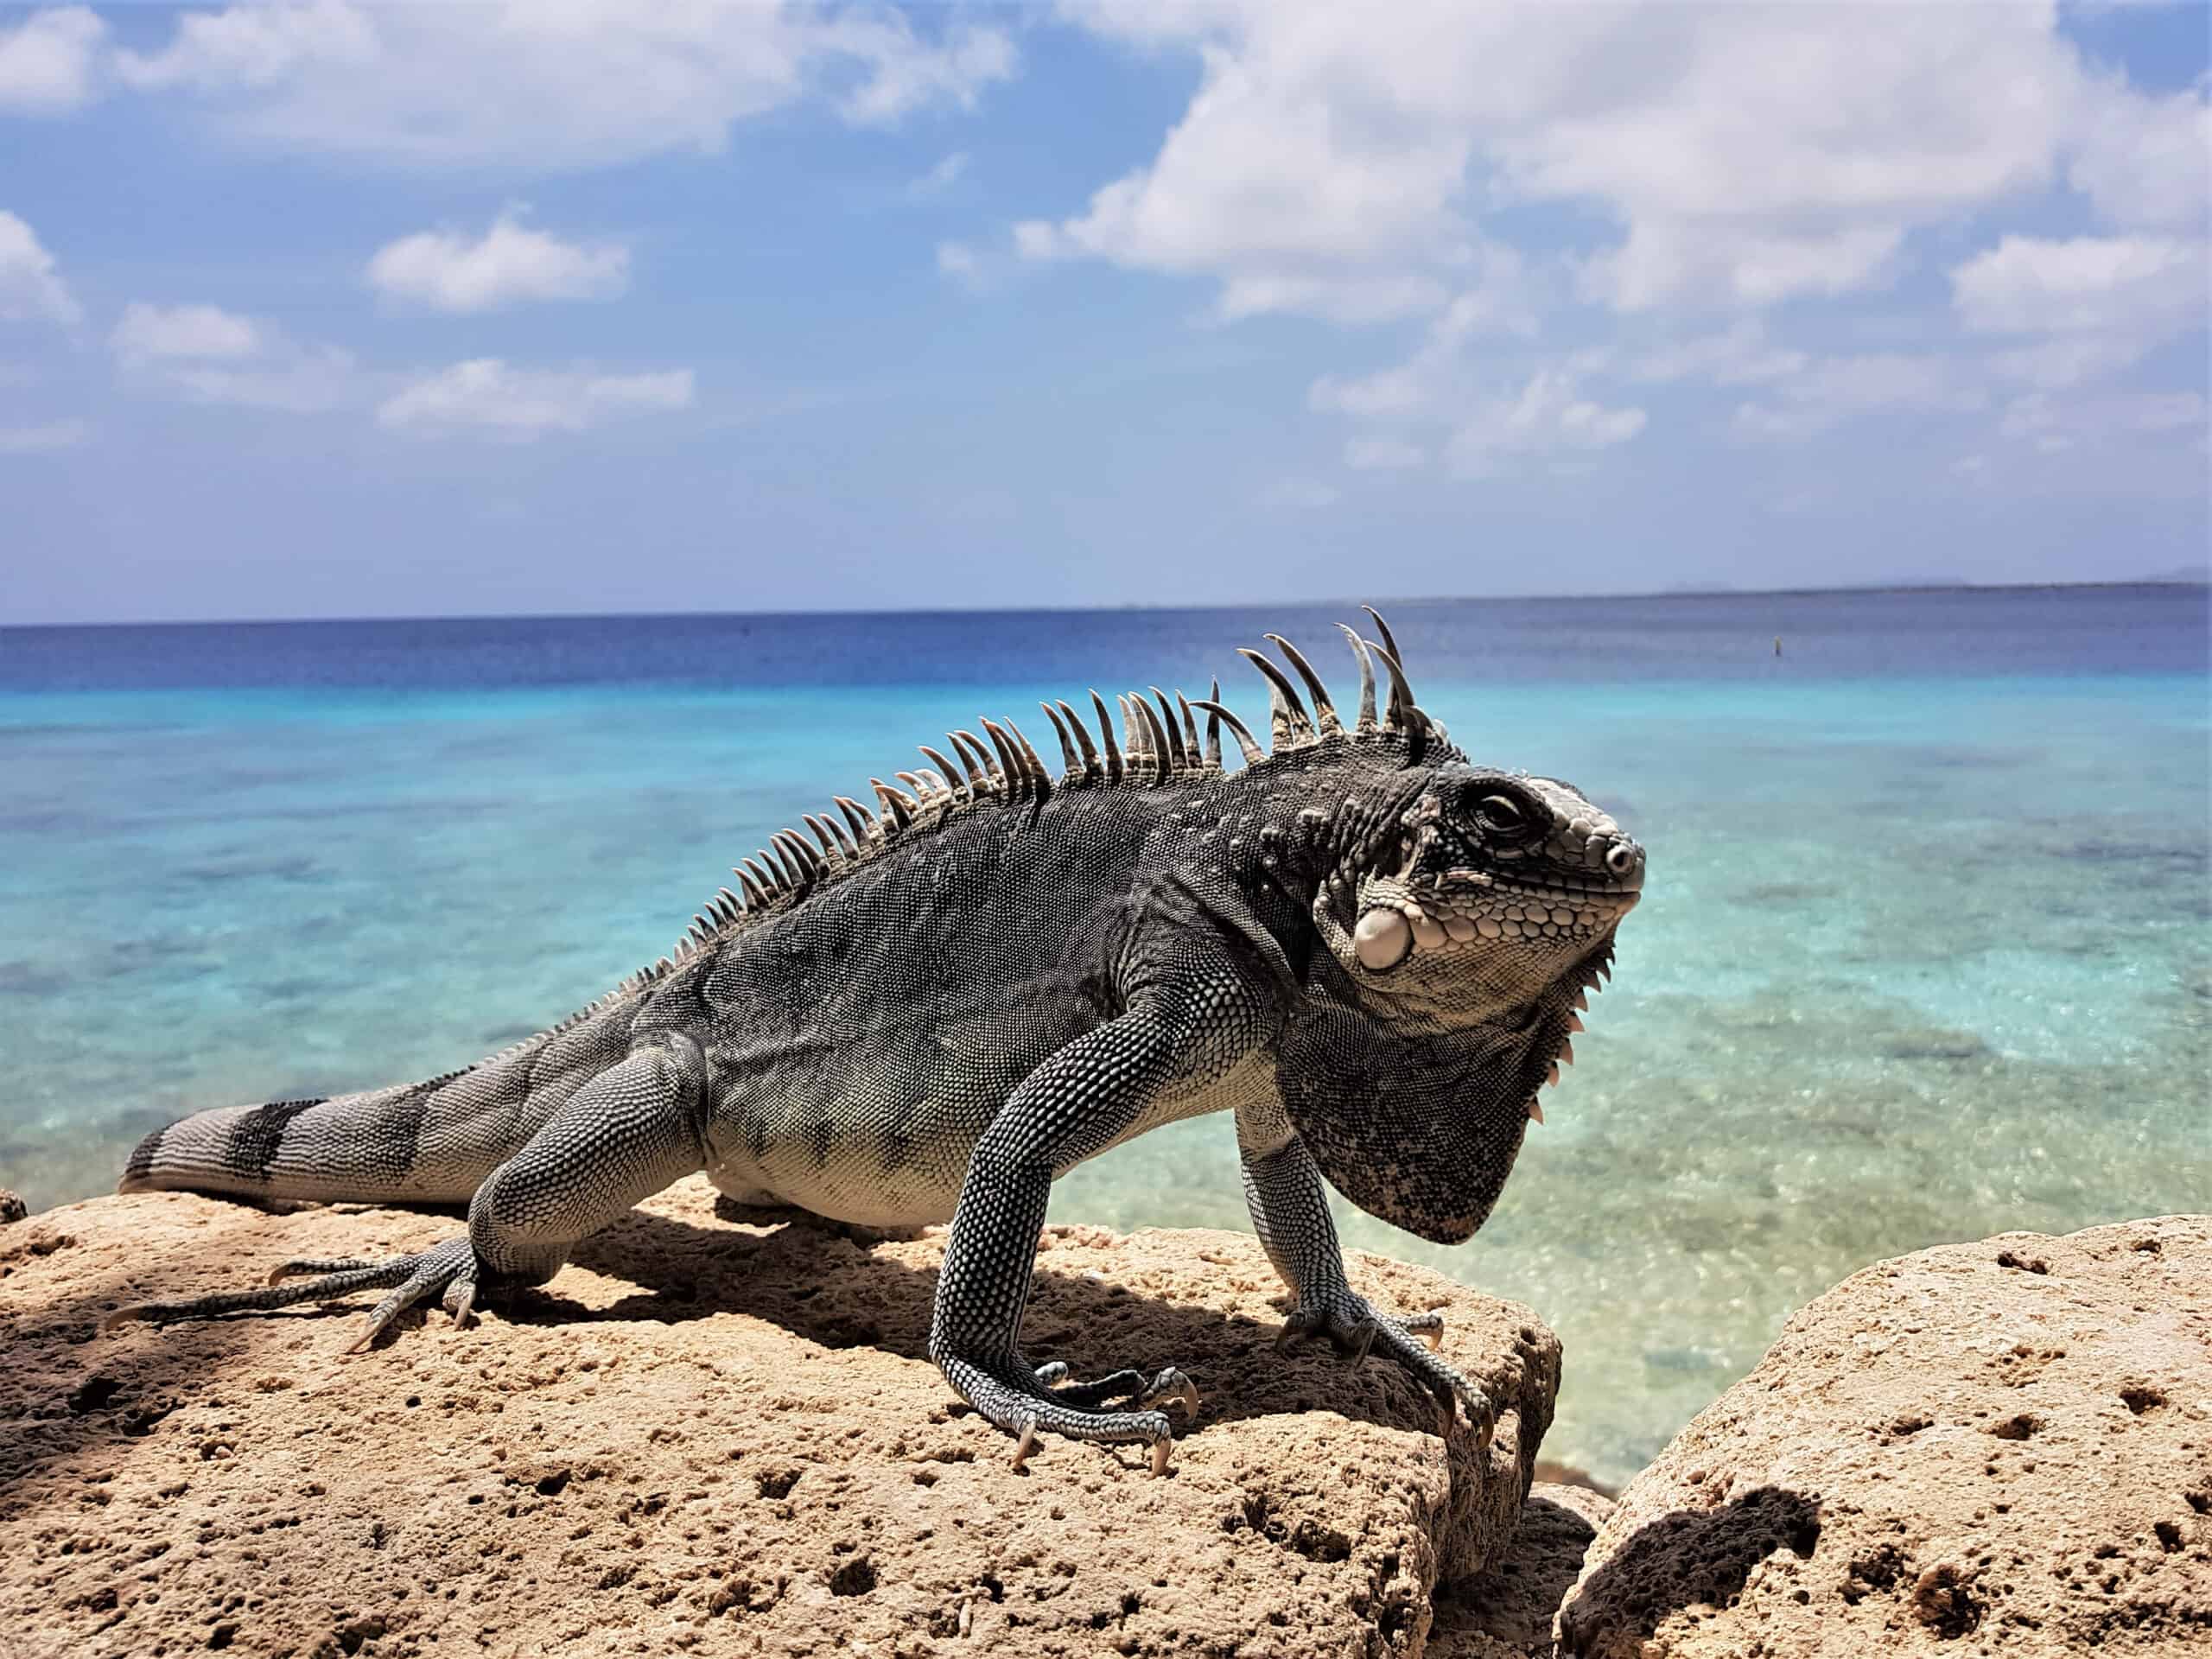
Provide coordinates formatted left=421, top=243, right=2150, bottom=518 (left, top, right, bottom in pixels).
left=1324, top=765, right=1642, bottom=1024
left=1214, top=616, right=1644, bottom=1244
left=1294, top=759, right=1642, bottom=1243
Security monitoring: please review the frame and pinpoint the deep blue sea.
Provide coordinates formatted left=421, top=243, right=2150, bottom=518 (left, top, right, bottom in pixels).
left=2, top=587, right=2205, bottom=1485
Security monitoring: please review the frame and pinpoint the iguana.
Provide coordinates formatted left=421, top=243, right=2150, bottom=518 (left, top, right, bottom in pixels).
left=109, top=612, right=1643, bottom=1473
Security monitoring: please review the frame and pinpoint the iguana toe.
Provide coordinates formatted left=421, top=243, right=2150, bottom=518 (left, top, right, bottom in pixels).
left=1286, top=1290, right=1493, bottom=1444
left=940, top=1351, right=1183, bottom=1473
left=105, top=1255, right=423, bottom=1334
left=266, top=1256, right=379, bottom=1287
left=1404, top=1309, right=1446, bottom=1351
left=344, top=1236, right=481, bottom=1353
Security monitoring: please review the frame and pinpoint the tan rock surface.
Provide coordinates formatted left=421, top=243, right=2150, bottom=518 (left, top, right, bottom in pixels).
left=0, top=1178, right=1560, bottom=1658
left=1557, top=1215, right=2212, bottom=1657
left=1428, top=1483, right=1616, bottom=1658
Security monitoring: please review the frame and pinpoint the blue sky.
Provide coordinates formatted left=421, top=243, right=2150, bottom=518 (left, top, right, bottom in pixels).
left=2, top=2, right=2207, bottom=624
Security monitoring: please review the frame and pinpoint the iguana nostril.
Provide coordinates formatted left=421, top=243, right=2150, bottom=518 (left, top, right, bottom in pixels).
left=1605, top=842, right=1637, bottom=875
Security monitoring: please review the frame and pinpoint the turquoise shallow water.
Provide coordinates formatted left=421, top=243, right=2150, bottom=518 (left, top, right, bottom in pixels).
left=1, top=591, right=2205, bottom=1485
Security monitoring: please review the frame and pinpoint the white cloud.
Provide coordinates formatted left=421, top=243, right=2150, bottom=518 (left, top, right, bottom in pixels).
left=1953, top=232, right=2209, bottom=392
left=1024, top=3, right=2178, bottom=322
left=935, top=239, right=983, bottom=290
left=1345, top=435, right=1427, bottom=470
left=0, top=210, right=80, bottom=324
left=907, top=150, right=970, bottom=199
left=376, top=359, right=695, bottom=440
left=1582, top=225, right=1907, bottom=314
left=1986, top=334, right=2150, bottom=391
left=1732, top=353, right=1983, bottom=442
left=112, top=0, right=374, bottom=94
left=2067, top=81, right=2211, bottom=232
left=110, top=302, right=355, bottom=411
left=1999, top=388, right=2208, bottom=451
left=1446, top=366, right=1645, bottom=472
left=0, top=416, right=88, bottom=454
left=827, top=15, right=1014, bottom=126
left=1951, top=234, right=2207, bottom=336
left=0, top=4, right=104, bottom=114
left=1258, top=477, right=1341, bottom=510
left=1310, top=362, right=1429, bottom=421
left=114, top=3, right=1015, bottom=168
left=110, top=302, right=263, bottom=362
left=366, top=213, right=630, bottom=313
left=1632, top=321, right=1806, bottom=387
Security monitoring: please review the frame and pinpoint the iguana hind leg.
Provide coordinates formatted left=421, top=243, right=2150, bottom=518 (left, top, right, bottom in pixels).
left=108, top=1039, right=710, bottom=1348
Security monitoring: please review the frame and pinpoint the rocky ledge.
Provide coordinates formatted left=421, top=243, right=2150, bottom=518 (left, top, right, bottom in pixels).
left=1558, top=1215, right=2212, bottom=1657
left=0, top=1179, right=1562, bottom=1658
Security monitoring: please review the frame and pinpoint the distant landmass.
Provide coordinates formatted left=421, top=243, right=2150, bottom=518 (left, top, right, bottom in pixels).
left=1654, top=571, right=2205, bottom=598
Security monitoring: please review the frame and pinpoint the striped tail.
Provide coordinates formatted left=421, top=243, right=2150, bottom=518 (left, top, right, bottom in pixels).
left=120, top=987, right=645, bottom=1205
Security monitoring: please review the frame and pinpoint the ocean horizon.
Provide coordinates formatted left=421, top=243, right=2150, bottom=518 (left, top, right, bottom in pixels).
left=3, top=583, right=2205, bottom=1485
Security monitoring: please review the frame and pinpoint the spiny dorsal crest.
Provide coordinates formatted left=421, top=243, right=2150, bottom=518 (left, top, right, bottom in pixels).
left=656, top=607, right=1442, bottom=961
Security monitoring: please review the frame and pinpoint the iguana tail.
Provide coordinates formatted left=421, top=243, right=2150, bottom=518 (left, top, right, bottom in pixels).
left=119, top=989, right=645, bottom=1205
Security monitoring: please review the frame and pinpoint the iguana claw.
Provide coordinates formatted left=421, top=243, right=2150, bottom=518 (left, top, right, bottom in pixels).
left=938, top=1349, right=1189, bottom=1475
left=341, top=1236, right=482, bottom=1353
left=1280, top=1290, right=1495, bottom=1444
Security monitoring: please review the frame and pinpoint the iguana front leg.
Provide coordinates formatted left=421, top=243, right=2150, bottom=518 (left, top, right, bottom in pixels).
left=931, top=988, right=1262, bottom=1473
left=1236, top=1103, right=1499, bottom=1446
left=108, top=1038, right=710, bottom=1345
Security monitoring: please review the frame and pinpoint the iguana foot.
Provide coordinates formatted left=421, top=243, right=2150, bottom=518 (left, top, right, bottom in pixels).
left=1276, top=1292, right=1497, bottom=1446
left=104, top=1235, right=489, bottom=1351
left=938, top=1352, right=1200, bottom=1474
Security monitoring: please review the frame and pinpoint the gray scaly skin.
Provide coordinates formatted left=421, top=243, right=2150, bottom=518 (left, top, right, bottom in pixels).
left=109, top=611, right=1644, bottom=1473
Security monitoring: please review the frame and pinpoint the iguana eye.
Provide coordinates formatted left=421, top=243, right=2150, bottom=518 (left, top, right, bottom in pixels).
left=1477, top=794, right=1529, bottom=835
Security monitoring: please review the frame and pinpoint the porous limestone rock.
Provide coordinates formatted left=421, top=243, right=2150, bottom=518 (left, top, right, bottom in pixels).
left=1557, top=1215, right=2212, bottom=1657
left=0, top=1177, right=1560, bottom=1658
left=1429, top=1482, right=1616, bottom=1657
